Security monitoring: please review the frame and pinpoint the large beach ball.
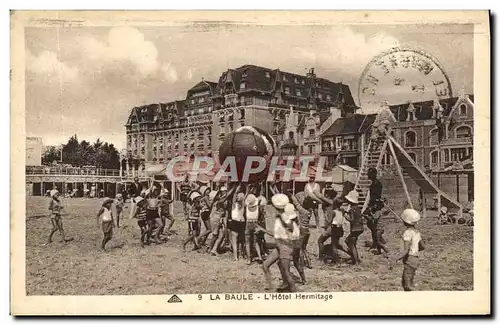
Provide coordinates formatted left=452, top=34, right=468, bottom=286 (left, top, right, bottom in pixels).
left=218, top=126, right=277, bottom=183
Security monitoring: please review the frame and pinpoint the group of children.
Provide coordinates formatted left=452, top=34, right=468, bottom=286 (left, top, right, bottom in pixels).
left=45, top=167, right=426, bottom=292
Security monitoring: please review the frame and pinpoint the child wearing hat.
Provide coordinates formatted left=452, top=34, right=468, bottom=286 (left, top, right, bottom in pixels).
left=96, top=198, right=115, bottom=251
left=45, top=190, right=73, bottom=245
left=262, top=194, right=304, bottom=292
left=342, top=190, right=364, bottom=265
left=390, top=209, right=425, bottom=291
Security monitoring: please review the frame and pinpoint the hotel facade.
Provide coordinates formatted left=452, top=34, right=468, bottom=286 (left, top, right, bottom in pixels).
left=124, top=65, right=358, bottom=169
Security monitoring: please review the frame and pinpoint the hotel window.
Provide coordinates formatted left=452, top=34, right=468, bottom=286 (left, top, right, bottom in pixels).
left=283, top=75, right=288, bottom=81
left=284, top=87, right=290, bottom=95
left=318, top=93, right=323, bottom=100
left=451, top=148, right=467, bottom=162
left=456, top=126, right=472, bottom=139
left=296, top=89, right=302, bottom=96
left=294, top=78, right=299, bottom=84
left=240, top=82, right=246, bottom=90
left=242, top=70, right=248, bottom=77
left=326, top=94, right=331, bottom=101
left=336, top=137, right=343, bottom=150
left=429, top=128, right=439, bottom=145
left=459, top=104, right=467, bottom=115
left=239, top=108, right=246, bottom=119
left=301, top=79, right=305, bottom=85
left=191, top=99, right=195, bottom=104
left=308, top=145, right=314, bottom=153
left=404, top=131, right=417, bottom=147
left=430, top=151, right=438, bottom=166
left=444, top=149, right=450, bottom=162
left=199, top=97, right=205, bottom=103
left=265, top=71, right=270, bottom=78
left=408, top=152, right=417, bottom=163
left=308, top=129, right=315, bottom=137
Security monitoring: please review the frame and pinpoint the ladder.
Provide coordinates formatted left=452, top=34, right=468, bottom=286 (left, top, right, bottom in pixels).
left=354, top=134, right=388, bottom=212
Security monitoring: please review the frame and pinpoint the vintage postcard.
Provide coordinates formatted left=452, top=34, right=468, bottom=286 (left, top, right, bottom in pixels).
left=11, top=10, right=490, bottom=315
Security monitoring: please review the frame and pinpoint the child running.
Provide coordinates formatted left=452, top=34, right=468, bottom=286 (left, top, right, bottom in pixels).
left=390, top=209, right=425, bottom=291
left=96, top=198, right=115, bottom=251
left=45, top=190, right=73, bottom=245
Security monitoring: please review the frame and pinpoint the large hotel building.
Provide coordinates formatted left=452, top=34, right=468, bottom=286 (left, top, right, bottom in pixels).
left=125, top=65, right=357, bottom=167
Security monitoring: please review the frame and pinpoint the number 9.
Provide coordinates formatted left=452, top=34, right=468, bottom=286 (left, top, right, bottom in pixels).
left=198, top=294, right=202, bottom=300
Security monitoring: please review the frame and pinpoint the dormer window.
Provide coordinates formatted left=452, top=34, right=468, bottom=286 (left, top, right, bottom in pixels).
left=265, top=71, right=270, bottom=78
left=240, top=82, right=246, bottom=90
left=301, top=79, right=305, bottom=85
left=283, top=75, right=288, bottom=81
left=294, top=78, right=299, bottom=84
left=326, top=94, right=331, bottom=101
left=242, top=70, right=248, bottom=77
left=284, top=87, right=290, bottom=95
left=460, top=104, right=467, bottom=115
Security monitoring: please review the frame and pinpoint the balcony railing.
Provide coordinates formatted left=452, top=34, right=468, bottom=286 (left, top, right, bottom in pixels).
left=26, top=166, right=121, bottom=177
left=303, top=136, right=318, bottom=142
left=441, top=137, right=473, bottom=146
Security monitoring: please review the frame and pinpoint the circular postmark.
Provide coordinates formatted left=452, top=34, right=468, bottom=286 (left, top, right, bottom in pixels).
left=358, top=47, right=453, bottom=111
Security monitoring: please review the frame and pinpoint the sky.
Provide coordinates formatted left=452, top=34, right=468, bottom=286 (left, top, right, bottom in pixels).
left=25, top=23, right=474, bottom=150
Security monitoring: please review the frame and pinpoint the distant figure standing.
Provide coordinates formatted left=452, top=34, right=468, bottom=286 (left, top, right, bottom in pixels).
left=90, top=184, right=96, bottom=198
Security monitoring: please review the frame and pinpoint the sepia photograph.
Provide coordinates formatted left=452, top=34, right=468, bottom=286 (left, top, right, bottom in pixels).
left=11, top=10, right=490, bottom=315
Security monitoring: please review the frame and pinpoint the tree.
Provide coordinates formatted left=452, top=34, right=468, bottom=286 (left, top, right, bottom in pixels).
left=41, top=146, right=61, bottom=165
left=41, top=135, right=121, bottom=169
